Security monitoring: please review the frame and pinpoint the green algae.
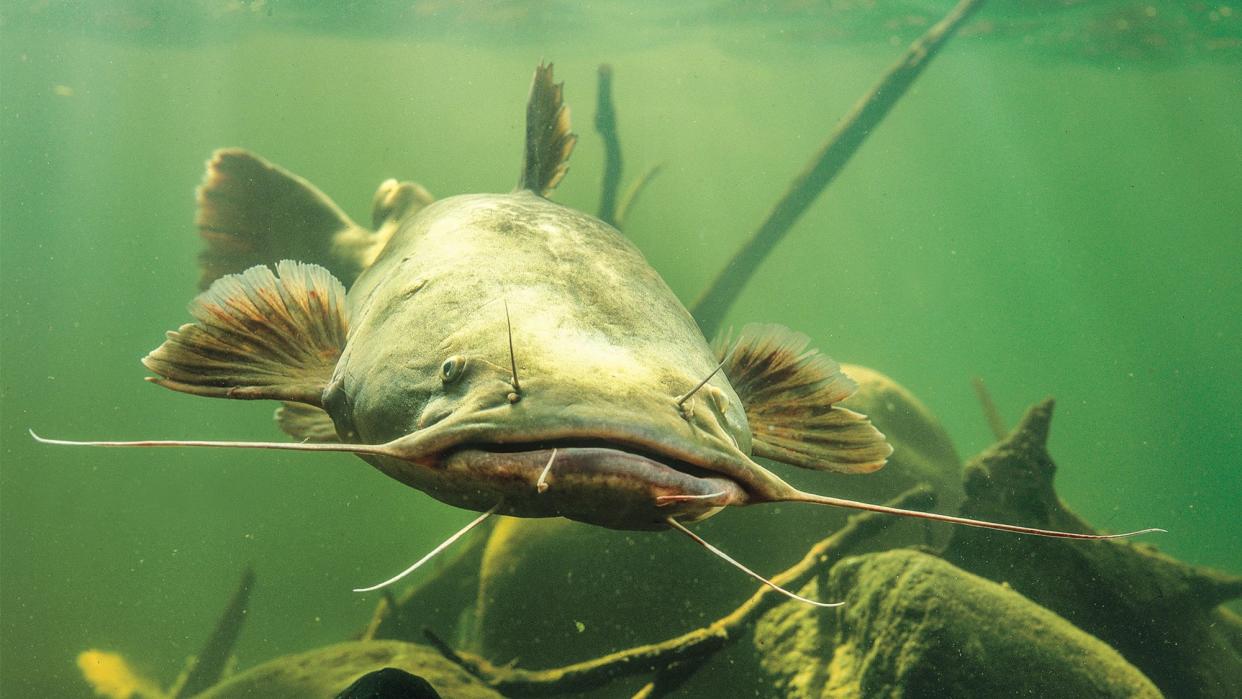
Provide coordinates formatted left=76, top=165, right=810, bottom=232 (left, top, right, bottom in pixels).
left=756, top=549, right=1161, bottom=699
left=195, top=641, right=500, bottom=699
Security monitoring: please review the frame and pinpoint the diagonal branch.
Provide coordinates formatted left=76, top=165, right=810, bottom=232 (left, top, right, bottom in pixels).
left=595, top=63, right=624, bottom=226
left=172, top=566, right=256, bottom=698
left=426, top=486, right=936, bottom=697
left=691, top=0, right=987, bottom=337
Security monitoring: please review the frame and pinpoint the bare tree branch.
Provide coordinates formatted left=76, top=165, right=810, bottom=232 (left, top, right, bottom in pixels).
left=596, top=64, right=624, bottom=226
left=691, top=0, right=987, bottom=337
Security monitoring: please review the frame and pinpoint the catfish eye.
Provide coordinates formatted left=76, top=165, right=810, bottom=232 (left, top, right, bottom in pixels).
left=440, top=356, right=466, bottom=383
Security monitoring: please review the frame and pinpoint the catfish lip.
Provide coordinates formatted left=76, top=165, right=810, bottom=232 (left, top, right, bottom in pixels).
left=441, top=439, right=726, bottom=487
left=437, top=441, right=747, bottom=525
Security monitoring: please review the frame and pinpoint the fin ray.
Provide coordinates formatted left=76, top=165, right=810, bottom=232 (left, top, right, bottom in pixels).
left=196, top=149, right=377, bottom=288
left=718, top=324, right=892, bottom=474
left=517, top=63, right=577, bottom=196
left=143, top=261, right=348, bottom=407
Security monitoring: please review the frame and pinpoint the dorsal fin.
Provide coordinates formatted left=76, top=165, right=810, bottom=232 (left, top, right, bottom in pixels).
left=196, top=149, right=379, bottom=289
left=517, top=63, right=577, bottom=196
left=717, top=324, right=892, bottom=474
left=143, top=260, right=348, bottom=407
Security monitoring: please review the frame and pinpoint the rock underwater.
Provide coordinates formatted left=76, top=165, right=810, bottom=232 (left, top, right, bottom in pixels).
left=754, top=549, right=1162, bottom=699
left=942, top=398, right=1242, bottom=699
left=194, top=641, right=500, bottom=699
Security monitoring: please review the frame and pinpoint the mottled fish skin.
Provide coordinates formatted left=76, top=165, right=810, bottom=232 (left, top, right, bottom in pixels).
left=323, top=192, right=796, bottom=527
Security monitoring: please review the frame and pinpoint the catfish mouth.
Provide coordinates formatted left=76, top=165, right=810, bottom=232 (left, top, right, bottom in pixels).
left=435, top=435, right=750, bottom=529
left=447, top=438, right=724, bottom=480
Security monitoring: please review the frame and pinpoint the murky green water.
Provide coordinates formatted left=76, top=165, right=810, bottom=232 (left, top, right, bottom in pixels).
left=2, top=2, right=1239, bottom=697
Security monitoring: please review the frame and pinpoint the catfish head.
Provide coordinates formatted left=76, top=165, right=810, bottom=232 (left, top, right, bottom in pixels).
left=34, top=63, right=1161, bottom=604
left=321, top=188, right=774, bottom=531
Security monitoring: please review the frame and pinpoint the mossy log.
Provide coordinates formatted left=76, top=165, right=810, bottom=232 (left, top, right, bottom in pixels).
left=943, top=399, right=1242, bottom=698
left=755, top=549, right=1161, bottom=698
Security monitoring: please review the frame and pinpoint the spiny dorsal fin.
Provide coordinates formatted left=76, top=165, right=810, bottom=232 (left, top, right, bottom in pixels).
left=276, top=402, right=340, bottom=442
left=196, top=149, right=376, bottom=289
left=143, top=260, right=348, bottom=407
left=517, top=63, right=577, bottom=196
left=717, top=324, right=892, bottom=474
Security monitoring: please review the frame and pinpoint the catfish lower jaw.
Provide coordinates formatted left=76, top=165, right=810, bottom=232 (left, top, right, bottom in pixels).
left=433, top=445, right=748, bottom=530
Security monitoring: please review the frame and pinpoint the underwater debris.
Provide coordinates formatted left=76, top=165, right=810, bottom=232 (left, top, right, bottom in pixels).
left=592, top=63, right=662, bottom=232
left=690, top=0, right=986, bottom=337
left=172, top=566, right=256, bottom=698
left=594, top=64, right=623, bottom=227
left=755, top=549, right=1162, bottom=698
left=75, top=567, right=255, bottom=699
left=943, top=399, right=1242, bottom=698
left=77, top=650, right=162, bottom=699
left=970, top=376, right=1007, bottom=440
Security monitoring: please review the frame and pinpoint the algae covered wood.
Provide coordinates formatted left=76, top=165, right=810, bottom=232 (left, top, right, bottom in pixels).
left=194, top=641, right=500, bottom=699
left=943, top=399, right=1242, bottom=698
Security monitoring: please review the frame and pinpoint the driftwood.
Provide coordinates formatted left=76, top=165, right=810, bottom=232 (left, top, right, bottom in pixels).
left=425, top=486, right=936, bottom=697
left=172, top=566, right=256, bottom=697
left=944, top=399, right=1242, bottom=698
left=691, top=0, right=986, bottom=337
left=970, top=376, right=1008, bottom=440
left=614, top=163, right=662, bottom=231
left=594, top=64, right=662, bottom=232
left=595, top=64, right=623, bottom=227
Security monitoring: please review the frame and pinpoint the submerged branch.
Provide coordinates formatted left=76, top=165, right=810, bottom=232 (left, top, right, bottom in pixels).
left=596, top=64, right=624, bottom=226
left=615, top=163, right=663, bottom=230
left=172, top=566, right=256, bottom=698
left=971, top=376, right=1008, bottom=440
left=691, top=0, right=987, bottom=337
left=427, top=486, right=936, bottom=697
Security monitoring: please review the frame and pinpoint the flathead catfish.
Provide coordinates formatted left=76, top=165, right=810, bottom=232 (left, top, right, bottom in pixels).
left=35, top=64, right=1160, bottom=602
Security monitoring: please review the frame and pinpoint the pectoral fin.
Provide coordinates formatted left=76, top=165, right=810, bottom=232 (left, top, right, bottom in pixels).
left=197, top=149, right=379, bottom=289
left=276, top=402, right=340, bottom=442
left=143, top=261, right=348, bottom=407
left=718, top=324, right=892, bottom=474
left=517, top=63, right=577, bottom=196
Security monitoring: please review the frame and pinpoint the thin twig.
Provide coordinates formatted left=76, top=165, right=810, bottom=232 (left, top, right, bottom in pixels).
left=426, top=486, right=936, bottom=697
left=596, top=64, right=623, bottom=226
left=691, top=0, right=987, bottom=337
left=172, top=566, right=256, bottom=698
left=615, top=163, right=663, bottom=230
left=971, top=376, right=1007, bottom=440
left=630, top=655, right=711, bottom=699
